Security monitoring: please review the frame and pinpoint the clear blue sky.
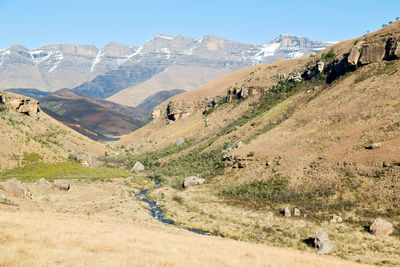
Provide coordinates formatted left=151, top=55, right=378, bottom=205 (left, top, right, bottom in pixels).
left=0, top=0, right=399, bottom=49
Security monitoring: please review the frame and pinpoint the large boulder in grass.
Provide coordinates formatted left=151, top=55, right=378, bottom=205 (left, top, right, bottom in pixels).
left=176, top=137, right=185, bottom=146
left=183, top=176, right=205, bottom=188
left=0, top=189, right=6, bottom=200
left=52, top=180, right=70, bottom=191
left=370, top=218, right=393, bottom=237
left=131, top=162, right=145, bottom=172
left=314, top=231, right=335, bottom=254
left=2, top=179, right=31, bottom=199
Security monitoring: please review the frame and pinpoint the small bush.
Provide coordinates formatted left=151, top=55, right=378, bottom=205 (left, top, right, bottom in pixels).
left=172, top=195, right=183, bottom=204
left=221, top=176, right=289, bottom=201
left=0, top=103, right=7, bottom=113
left=321, top=49, right=336, bottom=62
left=68, top=154, right=81, bottom=163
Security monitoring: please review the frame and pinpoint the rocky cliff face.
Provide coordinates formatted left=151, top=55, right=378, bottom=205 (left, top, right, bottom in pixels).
left=0, top=34, right=332, bottom=101
left=0, top=91, right=40, bottom=117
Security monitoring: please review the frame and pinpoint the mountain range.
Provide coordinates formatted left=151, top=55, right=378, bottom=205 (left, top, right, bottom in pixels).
left=0, top=34, right=333, bottom=107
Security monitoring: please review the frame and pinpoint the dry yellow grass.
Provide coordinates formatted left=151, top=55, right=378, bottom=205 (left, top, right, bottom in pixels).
left=153, top=185, right=400, bottom=266
left=0, top=179, right=367, bottom=267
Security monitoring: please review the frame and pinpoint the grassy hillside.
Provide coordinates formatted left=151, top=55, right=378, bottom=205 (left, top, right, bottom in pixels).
left=0, top=90, right=108, bottom=170
left=111, top=22, right=400, bottom=265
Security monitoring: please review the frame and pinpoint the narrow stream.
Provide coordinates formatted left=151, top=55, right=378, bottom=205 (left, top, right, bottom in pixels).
left=135, top=181, right=210, bottom=235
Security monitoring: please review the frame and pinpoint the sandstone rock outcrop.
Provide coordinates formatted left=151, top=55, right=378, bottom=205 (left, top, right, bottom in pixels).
left=284, top=207, right=291, bottom=217
left=226, top=85, right=265, bottom=102
left=314, top=231, right=335, bottom=254
left=0, top=91, right=40, bottom=117
left=294, top=208, right=300, bottom=216
left=330, top=214, right=343, bottom=223
left=52, top=180, right=71, bottom=191
left=176, top=137, right=186, bottom=146
left=370, top=218, right=393, bottom=236
left=222, top=154, right=253, bottom=169
left=131, top=162, right=145, bottom=172
left=2, top=179, right=31, bottom=199
left=182, top=176, right=205, bottom=188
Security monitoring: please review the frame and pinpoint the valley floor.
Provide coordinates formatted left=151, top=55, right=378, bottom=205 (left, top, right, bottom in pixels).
left=0, top=178, right=365, bottom=267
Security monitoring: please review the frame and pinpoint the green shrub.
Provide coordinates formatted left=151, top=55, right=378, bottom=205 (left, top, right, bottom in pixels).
left=68, top=153, right=81, bottom=163
left=203, top=107, right=215, bottom=116
left=221, top=176, right=289, bottom=201
left=321, top=49, right=336, bottom=62
left=172, top=195, right=183, bottom=204
left=247, top=151, right=255, bottom=157
left=0, top=103, right=7, bottom=113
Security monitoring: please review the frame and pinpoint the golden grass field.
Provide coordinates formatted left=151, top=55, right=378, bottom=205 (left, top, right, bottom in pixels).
left=0, top=178, right=367, bottom=267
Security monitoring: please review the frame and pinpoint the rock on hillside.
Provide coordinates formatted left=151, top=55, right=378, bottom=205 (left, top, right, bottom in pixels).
left=0, top=91, right=107, bottom=170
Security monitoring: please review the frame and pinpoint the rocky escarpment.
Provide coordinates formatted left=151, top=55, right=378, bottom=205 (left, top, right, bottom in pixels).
left=301, top=34, right=400, bottom=83
left=153, top=31, right=400, bottom=123
left=152, top=96, right=222, bottom=121
left=0, top=91, right=40, bottom=117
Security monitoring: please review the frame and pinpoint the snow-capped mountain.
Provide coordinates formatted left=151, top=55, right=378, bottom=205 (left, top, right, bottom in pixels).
left=0, top=34, right=332, bottom=105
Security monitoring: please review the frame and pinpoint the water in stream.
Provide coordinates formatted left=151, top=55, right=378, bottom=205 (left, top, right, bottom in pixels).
left=135, top=181, right=210, bottom=235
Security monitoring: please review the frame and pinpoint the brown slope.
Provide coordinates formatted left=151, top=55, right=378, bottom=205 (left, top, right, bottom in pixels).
left=40, top=89, right=145, bottom=139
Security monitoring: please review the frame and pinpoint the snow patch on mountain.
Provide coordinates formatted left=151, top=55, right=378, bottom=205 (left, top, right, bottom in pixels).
left=184, top=37, right=203, bottom=55
left=252, top=42, right=280, bottom=64
left=91, top=49, right=105, bottom=72
left=160, top=47, right=171, bottom=59
left=48, top=51, right=64, bottom=73
left=0, top=49, right=11, bottom=66
left=121, top=46, right=143, bottom=64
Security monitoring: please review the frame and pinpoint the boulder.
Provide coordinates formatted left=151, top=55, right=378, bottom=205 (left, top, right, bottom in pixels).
left=52, top=180, right=70, bottom=191
left=330, top=214, right=343, bottom=223
left=289, top=72, right=302, bottom=82
left=314, top=231, right=335, bottom=254
left=370, top=218, right=393, bottom=237
left=238, top=162, right=246, bottom=168
left=358, top=43, right=386, bottom=65
left=317, top=61, right=325, bottom=72
left=365, top=142, right=381, bottom=149
left=176, top=137, right=185, bottom=146
left=348, top=45, right=361, bottom=66
left=294, top=208, right=300, bottom=216
left=131, top=162, right=145, bottom=172
left=183, top=176, right=205, bottom=188
left=235, top=141, right=243, bottom=149
left=284, top=207, right=291, bottom=217
left=2, top=179, right=31, bottom=199
left=0, top=189, right=6, bottom=200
